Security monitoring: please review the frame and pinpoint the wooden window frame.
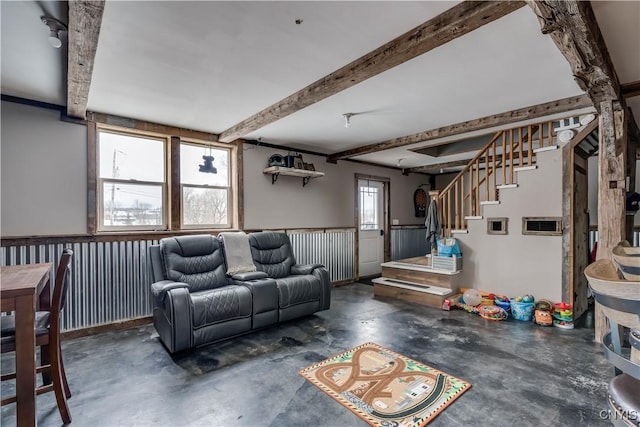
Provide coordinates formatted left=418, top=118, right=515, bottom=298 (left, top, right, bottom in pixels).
left=87, top=118, right=240, bottom=235
left=94, top=125, right=170, bottom=233
left=522, top=217, right=562, bottom=236
left=487, top=217, right=508, bottom=235
left=179, top=139, right=236, bottom=230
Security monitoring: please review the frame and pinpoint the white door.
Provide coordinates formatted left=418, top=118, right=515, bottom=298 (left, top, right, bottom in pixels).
left=358, top=179, right=385, bottom=277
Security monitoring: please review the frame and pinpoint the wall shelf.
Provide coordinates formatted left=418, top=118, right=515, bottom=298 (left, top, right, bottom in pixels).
left=263, top=166, right=325, bottom=187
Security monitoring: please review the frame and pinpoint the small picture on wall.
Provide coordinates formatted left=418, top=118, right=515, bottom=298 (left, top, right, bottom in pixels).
left=294, top=156, right=304, bottom=169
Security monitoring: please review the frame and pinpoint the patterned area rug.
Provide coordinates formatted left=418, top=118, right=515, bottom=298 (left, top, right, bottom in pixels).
left=299, top=343, right=470, bottom=427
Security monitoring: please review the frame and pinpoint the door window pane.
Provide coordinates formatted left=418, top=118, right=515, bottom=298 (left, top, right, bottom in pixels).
left=360, top=186, right=379, bottom=230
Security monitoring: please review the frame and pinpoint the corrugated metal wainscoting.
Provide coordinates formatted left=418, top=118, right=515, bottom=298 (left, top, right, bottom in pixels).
left=1, top=228, right=356, bottom=332
left=1, top=240, right=158, bottom=332
left=391, top=226, right=428, bottom=260
left=287, top=229, right=355, bottom=283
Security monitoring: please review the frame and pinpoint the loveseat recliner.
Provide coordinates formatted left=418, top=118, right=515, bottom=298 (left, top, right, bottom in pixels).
left=248, top=232, right=331, bottom=322
left=149, top=232, right=331, bottom=353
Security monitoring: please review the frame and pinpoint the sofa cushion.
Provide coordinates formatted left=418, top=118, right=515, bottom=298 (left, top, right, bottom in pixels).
left=161, top=235, right=227, bottom=292
left=248, top=232, right=296, bottom=279
left=276, top=275, right=320, bottom=308
left=191, top=285, right=252, bottom=329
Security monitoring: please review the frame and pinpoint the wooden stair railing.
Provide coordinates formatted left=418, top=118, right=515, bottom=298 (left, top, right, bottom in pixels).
left=438, top=120, right=556, bottom=236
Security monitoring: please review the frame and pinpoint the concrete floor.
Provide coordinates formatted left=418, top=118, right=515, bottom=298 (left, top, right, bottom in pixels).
left=2, top=283, right=614, bottom=427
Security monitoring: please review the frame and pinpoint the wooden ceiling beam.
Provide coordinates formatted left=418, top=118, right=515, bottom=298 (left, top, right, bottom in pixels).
left=217, top=1, right=525, bottom=143
left=67, top=1, right=105, bottom=119
left=622, top=81, right=640, bottom=99
left=526, top=1, right=621, bottom=110
left=403, top=159, right=471, bottom=174
left=327, top=94, right=591, bottom=162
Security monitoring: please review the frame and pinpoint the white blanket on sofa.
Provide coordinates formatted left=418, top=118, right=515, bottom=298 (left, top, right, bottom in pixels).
left=220, top=231, right=257, bottom=275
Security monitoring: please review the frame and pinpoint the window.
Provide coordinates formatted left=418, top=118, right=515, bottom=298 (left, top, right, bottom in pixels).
left=91, top=122, right=238, bottom=233
left=180, top=141, right=232, bottom=228
left=360, top=185, right=379, bottom=230
left=97, top=129, right=167, bottom=231
left=522, top=217, right=562, bottom=236
left=487, top=217, right=508, bottom=235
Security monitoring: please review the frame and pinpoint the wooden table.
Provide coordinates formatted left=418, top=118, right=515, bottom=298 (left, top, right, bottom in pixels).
left=1, top=263, right=52, bottom=427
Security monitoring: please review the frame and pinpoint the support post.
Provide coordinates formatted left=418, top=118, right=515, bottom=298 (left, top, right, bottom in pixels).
left=595, top=100, right=627, bottom=342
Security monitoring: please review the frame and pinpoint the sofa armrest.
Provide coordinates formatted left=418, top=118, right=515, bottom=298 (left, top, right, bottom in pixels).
left=291, top=264, right=324, bottom=275
left=231, top=271, right=268, bottom=281
left=151, top=280, right=190, bottom=302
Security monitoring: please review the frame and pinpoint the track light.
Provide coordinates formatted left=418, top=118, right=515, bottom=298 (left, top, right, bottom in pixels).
left=41, top=16, right=67, bottom=49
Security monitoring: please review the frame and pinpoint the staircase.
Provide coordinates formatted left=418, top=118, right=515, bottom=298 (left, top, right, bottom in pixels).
left=437, top=118, right=592, bottom=236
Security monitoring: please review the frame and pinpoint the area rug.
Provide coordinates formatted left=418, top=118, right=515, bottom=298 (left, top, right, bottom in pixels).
left=299, top=342, right=470, bottom=427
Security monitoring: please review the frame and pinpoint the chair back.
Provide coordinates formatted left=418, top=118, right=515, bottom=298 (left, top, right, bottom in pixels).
left=159, top=235, right=227, bottom=292
left=49, top=248, right=73, bottom=333
left=248, top=232, right=296, bottom=279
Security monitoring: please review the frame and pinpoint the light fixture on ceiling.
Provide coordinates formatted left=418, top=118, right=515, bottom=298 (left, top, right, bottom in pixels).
left=343, top=113, right=355, bottom=128
left=41, top=15, right=67, bottom=48
left=199, top=145, right=217, bottom=174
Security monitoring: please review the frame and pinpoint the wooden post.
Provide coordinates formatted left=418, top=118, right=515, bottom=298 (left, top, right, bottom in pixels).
left=625, top=110, right=638, bottom=243
left=595, top=100, right=627, bottom=342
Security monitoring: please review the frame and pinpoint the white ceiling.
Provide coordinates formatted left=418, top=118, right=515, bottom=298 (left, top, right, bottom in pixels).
left=1, top=1, right=638, bottom=172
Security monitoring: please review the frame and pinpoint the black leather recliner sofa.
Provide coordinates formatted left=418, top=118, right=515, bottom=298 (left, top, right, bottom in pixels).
left=149, top=232, right=331, bottom=353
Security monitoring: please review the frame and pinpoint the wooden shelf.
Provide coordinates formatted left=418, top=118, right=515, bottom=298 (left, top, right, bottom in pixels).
left=263, top=166, right=325, bottom=187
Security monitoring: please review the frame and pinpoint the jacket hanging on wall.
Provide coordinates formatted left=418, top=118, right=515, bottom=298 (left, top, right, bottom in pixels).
left=425, top=199, right=441, bottom=254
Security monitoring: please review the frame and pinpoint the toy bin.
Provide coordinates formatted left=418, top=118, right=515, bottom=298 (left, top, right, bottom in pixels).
left=494, top=299, right=511, bottom=314
left=510, top=300, right=535, bottom=321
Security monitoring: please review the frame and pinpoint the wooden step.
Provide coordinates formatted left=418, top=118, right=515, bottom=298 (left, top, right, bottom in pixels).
left=372, top=277, right=455, bottom=309
left=464, top=215, right=483, bottom=220
left=451, top=229, right=469, bottom=234
left=496, top=184, right=518, bottom=189
left=480, top=200, right=500, bottom=205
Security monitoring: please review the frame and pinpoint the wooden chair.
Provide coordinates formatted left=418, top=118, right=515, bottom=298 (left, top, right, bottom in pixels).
left=584, top=259, right=640, bottom=426
left=1, top=249, right=73, bottom=424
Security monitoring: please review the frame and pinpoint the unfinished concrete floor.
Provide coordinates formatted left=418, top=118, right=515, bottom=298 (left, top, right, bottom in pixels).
left=1, top=283, right=613, bottom=426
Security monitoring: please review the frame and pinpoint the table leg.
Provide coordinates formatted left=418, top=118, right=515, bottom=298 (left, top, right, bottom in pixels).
left=14, top=294, right=36, bottom=427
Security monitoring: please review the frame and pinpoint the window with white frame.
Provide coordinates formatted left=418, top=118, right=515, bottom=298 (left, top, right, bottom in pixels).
left=180, top=141, right=232, bottom=228
left=97, top=129, right=167, bottom=231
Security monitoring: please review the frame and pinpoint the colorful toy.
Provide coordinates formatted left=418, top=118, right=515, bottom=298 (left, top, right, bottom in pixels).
left=462, top=289, right=482, bottom=307
left=534, top=309, right=552, bottom=326
left=478, top=305, right=507, bottom=321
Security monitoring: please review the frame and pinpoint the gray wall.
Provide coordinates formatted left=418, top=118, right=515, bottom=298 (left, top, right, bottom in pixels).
left=243, top=145, right=428, bottom=229
left=1, top=101, right=87, bottom=236
left=1, top=100, right=427, bottom=236
left=454, top=146, right=564, bottom=302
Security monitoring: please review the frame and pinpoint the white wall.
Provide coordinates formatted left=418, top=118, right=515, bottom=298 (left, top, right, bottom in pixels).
left=1, top=100, right=427, bottom=236
left=1, top=101, right=87, bottom=236
left=453, top=147, right=564, bottom=302
left=243, top=145, right=429, bottom=229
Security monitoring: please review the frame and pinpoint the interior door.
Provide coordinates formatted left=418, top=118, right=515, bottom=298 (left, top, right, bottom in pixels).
left=571, top=153, right=590, bottom=320
left=358, top=179, right=385, bottom=277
